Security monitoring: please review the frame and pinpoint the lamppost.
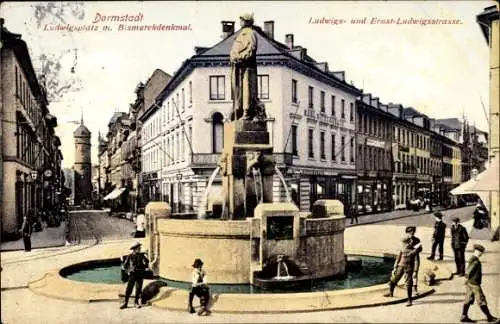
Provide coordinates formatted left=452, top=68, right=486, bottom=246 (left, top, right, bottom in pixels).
left=176, top=173, right=183, bottom=213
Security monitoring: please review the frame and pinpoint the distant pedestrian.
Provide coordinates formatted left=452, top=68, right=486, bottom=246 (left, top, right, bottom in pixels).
left=350, top=204, right=358, bottom=224
left=19, top=216, right=32, bottom=252
left=460, top=244, right=498, bottom=323
left=120, top=242, right=149, bottom=309
left=134, top=213, right=145, bottom=238
left=188, top=258, right=210, bottom=316
left=392, top=194, right=398, bottom=211
left=404, top=226, right=422, bottom=294
left=428, top=212, right=446, bottom=261
left=384, top=237, right=422, bottom=306
left=451, top=217, right=469, bottom=276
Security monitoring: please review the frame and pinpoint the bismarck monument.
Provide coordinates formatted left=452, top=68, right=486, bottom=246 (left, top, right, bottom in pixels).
left=220, top=13, right=274, bottom=220
left=145, top=14, right=346, bottom=286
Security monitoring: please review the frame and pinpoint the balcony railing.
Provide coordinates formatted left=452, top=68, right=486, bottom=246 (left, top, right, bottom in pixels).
left=191, top=153, right=221, bottom=166
left=190, top=152, right=294, bottom=167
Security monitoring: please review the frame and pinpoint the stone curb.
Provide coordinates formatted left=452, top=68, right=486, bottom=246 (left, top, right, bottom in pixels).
left=27, top=248, right=444, bottom=313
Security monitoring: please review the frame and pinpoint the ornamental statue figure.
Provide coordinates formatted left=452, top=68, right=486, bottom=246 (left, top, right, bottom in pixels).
left=230, top=13, right=258, bottom=121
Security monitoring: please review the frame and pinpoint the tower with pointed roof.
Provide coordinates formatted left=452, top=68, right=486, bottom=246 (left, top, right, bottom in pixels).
left=73, top=113, right=92, bottom=205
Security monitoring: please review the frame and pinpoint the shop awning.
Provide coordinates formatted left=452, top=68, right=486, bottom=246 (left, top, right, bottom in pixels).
left=103, top=188, right=126, bottom=201
left=468, top=154, right=499, bottom=192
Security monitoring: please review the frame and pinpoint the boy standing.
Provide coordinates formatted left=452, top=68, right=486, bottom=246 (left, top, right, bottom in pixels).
left=461, top=244, right=498, bottom=323
left=384, top=237, right=422, bottom=306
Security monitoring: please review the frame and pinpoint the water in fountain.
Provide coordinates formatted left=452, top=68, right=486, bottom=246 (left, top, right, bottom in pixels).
left=274, top=166, right=292, bottom=203
left=197, top=166, right=221, bottom=219
left=273, top=255, right=295, bottom=281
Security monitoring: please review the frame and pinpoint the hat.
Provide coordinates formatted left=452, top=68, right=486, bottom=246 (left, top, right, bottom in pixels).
left=452, top=217, right=460, bottom=223
left=473, top=244, right=485, bottom=253
left=239, top=13, right=254, bottom=22
left=405, top=226, right=416, bottom=233
left=434, top=212, right=443, bottom=219
left=192, top=258, right=203, bottom=268
left=130, top=241, right=141, bottom=250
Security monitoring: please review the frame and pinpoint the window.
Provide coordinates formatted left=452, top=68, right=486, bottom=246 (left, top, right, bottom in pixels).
left=349, top=102, right=354, bottom=121
left=181, top=88, right=185, bottom=111
left=341, top=99, right=345, bottom=119
left=209, top=76, right=225, bottom=100
left=189, top=81, right=192, bottom=104
left=331, top=95, right=336, bottom=116
left=341, top=136, right=345, bottom=161
left=212, top=112, right=224, bottom=153
left=291, top=79, right=297, bottom=103
left=350, top=137, right=354, bottom=162
left=308, top=129, right=314, bottom=158
left=308, top=86, right=314, bottom=108
left=331, top=134, right=336, bottom=161
left=320, top=91, right=325, bottom=113
left=291, top=125, right=298, bottom=156
left=320, top=131, right=326, bottom=159
left=358, top=112, right=362, bottom=131
left=258, top=75, right=269, bottom=99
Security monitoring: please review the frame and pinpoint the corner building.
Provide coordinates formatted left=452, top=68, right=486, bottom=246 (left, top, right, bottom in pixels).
left=139, top=20, right=361, bottom=213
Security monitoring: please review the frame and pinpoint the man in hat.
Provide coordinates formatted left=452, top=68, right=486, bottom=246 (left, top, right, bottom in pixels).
left=19, top=215, right=32, bottom=252
left=120, top=241, right=149, bottom=309
left=230, top=13, right=258, bottom=121
left=428, top=212, right=446, bottom=260
left=451, top=217, right=469, bottom=276
left=188, top=258, right=210, bottom=316
left=384, top=237, right=422, bottom=306
left=405, top=226, right=422, bottom=294
left=461, top=244, right=498, bottom=323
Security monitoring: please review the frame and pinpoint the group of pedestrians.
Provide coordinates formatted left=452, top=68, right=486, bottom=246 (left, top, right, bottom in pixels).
left=384, top=212, right=498, bottom=323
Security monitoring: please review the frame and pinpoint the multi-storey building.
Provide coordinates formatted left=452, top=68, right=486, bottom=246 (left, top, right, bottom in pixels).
left=139, top=20, right=361, bottom=213
left=355, top=93, right=393, bottom=214
left=477, top=4, right=499, bottom=229
left=434, top=118, right=488, bottom=182
left=388, top=104, right=434, bottom=207
left=1, top=19, right=62, bottom=237
left=135, top=69, right=172, bottom=207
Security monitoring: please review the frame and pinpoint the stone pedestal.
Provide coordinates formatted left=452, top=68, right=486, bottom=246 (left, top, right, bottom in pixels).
left=221, top=120, right=275, bottom=220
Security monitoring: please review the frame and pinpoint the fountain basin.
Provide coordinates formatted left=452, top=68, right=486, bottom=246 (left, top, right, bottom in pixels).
left=28, top=250, right=440, bottom=312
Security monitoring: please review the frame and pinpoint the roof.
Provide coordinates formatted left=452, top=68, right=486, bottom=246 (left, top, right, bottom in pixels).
left=476, top=5, right=499, bottom=44
left=140, top=23, right=361, bottom=121
left=107, top=112, right=128, bottom=127
left=73, top=124, right=91, bottom=137
left=1, top=21, right=47, bottom=107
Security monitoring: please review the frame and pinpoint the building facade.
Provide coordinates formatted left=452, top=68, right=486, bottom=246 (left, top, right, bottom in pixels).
left=139, top=21, right=360, bottom=213
left=1, top=19, right=63, bottom=237
left=477, top=4, right=499, bottom=229
left=355, top=93, right=393, bottom=214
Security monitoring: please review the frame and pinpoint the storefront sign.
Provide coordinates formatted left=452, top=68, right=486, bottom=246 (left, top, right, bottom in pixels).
left=290, top=168, right=338, bottom=176
left=366, top=138, right=385, bottom=148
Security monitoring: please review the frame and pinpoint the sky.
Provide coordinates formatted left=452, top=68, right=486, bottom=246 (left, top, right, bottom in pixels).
left=0, top=1, right=494, bottom=168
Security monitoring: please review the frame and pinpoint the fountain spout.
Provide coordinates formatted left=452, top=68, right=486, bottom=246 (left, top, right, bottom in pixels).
left=197, top=166, right=221, bottom=219
left=274, top=166, right=292, bottom=203
left=273, top=255, right=295, bottom=281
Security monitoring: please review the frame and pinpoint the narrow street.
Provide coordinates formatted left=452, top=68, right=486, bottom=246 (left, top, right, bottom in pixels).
left=67, top=210, right=136, bottom=245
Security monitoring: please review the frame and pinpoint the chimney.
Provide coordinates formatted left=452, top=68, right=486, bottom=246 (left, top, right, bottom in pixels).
left=221, top=21, right=235, bottom=39
left=285, top=34, right=294, bottom=48
left=263, top=21, right=274, bottom=39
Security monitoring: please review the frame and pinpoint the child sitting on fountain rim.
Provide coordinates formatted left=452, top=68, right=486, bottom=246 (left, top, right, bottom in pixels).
left=384, top=237, right=422, bottom=306
left=188, top=258, right=210, bottom=316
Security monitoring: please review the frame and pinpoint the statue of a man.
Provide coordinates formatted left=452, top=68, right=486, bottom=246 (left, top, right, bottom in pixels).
left=230, top=13, right=258, bottom=120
